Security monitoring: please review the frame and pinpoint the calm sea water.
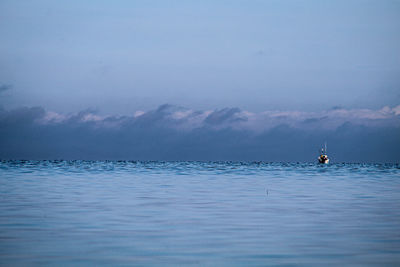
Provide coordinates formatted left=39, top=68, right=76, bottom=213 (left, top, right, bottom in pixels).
left=0, top=161, right=399, bottom=266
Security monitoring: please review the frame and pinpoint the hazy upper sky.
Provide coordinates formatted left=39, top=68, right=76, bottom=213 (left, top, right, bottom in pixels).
left=1, top=0, right=399, bottom=114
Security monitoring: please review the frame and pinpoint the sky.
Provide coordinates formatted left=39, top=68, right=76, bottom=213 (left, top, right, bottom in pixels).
left=1, top=0, right=399, bottom=113
left=0, top=0, right=399, bottom=161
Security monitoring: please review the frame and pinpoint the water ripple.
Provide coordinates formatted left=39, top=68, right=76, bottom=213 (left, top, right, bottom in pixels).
left=0, top=161, right=399, bottom=266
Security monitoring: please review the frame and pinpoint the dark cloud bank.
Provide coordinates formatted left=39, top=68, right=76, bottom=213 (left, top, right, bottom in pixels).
left=1, top=104, right=399, bottom=163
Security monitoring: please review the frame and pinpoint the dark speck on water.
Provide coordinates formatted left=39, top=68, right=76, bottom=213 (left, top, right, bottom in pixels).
left=1, top=160, right=400, bottom=266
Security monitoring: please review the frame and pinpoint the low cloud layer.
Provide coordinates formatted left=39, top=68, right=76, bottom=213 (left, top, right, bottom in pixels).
left=1, top=104, right=399, bottom=162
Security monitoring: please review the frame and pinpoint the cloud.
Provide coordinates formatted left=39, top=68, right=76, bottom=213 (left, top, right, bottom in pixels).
left=0, top=104, right=399, bottom=162
left=0, top=84, right=12, bottom=93
left=204, top=108, right=247, bottom=125
left=35, top=104, right=400, bottom=131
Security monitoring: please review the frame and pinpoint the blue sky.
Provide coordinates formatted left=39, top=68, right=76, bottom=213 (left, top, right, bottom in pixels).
left=1, top=0, right=399, bottom=114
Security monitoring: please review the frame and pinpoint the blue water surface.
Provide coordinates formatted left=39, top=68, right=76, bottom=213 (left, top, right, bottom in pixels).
left=0, top=161, right=399, bottom=266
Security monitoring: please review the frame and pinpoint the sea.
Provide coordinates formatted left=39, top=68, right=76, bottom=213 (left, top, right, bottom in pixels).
left=0, top=160, right=399, bottom=266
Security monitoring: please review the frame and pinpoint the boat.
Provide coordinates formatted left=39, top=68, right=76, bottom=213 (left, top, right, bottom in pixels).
left=318, top=142, right=329, bottom=164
